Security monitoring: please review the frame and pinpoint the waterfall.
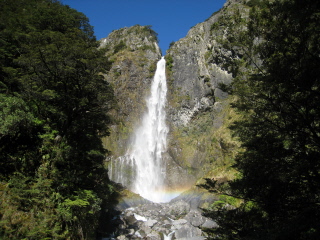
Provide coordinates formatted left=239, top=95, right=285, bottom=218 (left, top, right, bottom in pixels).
left=111, top=57, right=169, bottom=203
left=130, top=56, right=168, bottom=202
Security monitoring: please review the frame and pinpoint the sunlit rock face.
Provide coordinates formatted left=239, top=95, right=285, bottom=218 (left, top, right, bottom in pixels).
left=166, top=4, right=238, bottom=128
left=165, top=0, right=248, bottom=181
left=100, top=25, right=161, bottom=158
left=102, top=25, right=199, bottom=197
left=104, top=0, right=248, bottom=199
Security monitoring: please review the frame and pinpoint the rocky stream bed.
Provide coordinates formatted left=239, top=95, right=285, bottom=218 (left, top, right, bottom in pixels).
left=103, top=190, right=218, bottom=240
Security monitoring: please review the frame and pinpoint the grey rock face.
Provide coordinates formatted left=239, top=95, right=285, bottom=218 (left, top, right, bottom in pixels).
left=101, top=25, right=161, bottom=158
left=167, top=9, right=234, bottom=127
left=101, top=0, right=249, bottom=197
left=100, top=25, right=161, bottom=57
left=101, top=26, right=161, bottom=123
left=163, top=0, right=248, bottom=186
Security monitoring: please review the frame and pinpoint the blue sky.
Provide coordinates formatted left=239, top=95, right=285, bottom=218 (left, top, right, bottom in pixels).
left=60, top=0, right=227, bottom=54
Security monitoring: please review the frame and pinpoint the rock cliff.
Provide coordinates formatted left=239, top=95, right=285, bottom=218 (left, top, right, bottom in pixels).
left=100, top=25, right=161, bottom=157
left=102, top=0, right=250, bottom=197
left=165, top=0, right=249, bottom=181
left=100, top=25, right=198, bottom=193
left=100, top=1, right=262, bottom=239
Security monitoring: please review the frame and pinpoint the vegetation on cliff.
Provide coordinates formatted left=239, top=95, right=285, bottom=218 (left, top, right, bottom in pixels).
left=164, top=0, right=242, bottom=184
left=2, top=0, right=319, bottom=239
left=100, top=25, right=161, bottom=158
left=201, top=0, right=320, bottom=239
left=0, top=0, right=114, bottom=238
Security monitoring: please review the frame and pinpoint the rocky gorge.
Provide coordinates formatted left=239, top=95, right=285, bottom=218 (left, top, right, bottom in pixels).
left=100, top=0, right=251, bottom=239
left=1, top=0, right=317, bottom=238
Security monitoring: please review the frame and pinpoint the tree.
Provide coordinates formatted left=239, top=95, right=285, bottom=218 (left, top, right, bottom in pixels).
left=202, top=0, right=320, bottom=239
left=0, top=0, right=114, bottom=238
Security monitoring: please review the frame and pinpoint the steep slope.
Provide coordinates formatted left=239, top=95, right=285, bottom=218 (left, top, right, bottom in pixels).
left=102, top=0, right=252, bottom=194
left=101, top=25, right=198, bottom=192
left=100, top=25, right=161, bottom=157
left=166, top=0, right=250, bottom=181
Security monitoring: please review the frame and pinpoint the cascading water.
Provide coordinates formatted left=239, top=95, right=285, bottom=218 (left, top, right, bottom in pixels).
left=110, top=57, right=169, bottom=203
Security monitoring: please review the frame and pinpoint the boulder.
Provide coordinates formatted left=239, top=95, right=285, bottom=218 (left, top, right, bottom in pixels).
left=201, top=219, right=218, bottom=229
left=174, top=223, right=202, bottom=239
left=184, top=210, right=205, bottom=227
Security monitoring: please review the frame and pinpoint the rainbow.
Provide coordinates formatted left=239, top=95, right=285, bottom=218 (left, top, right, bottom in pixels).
left=117, top=186, right=193, bottom=209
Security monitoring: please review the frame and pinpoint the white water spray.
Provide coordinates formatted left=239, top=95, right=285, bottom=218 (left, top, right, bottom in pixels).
left=130, top=57, right=168, bottom=202
left=110, top=57, right=169, bottom=203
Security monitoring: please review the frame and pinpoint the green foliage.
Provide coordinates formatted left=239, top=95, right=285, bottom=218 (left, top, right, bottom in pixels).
left=165, top=54, right=173, bottom=72
left=0, top=0, right=115, bottom=238
left=246, top=0, right=267, bottom=8
left=1, top=173, right=64, bottom=239
left=138, top=44, right=156, bottom=52
left=202, top=0, right=320, bottom=239
left=210, top=22, right=220, bottom=32
left=203, top=76, right=210, bottom=83
left=165, top=54, right=174, bottom=90
left=169, top=41, right=175, bottom=48
left=170, top=98, right=240, bottom=178
left=0, top=95, right=34, bottom=135
left=140, top=25, right=159, bottom=43
left=113, top=40, right=127, bottom=54
left=147, top=60, right=158, bottom=78
left=209, top=194, right=242, bottom=211
left=126, top=24, right=159, bottom=43
left=204, top=50, right=212, bottom=61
